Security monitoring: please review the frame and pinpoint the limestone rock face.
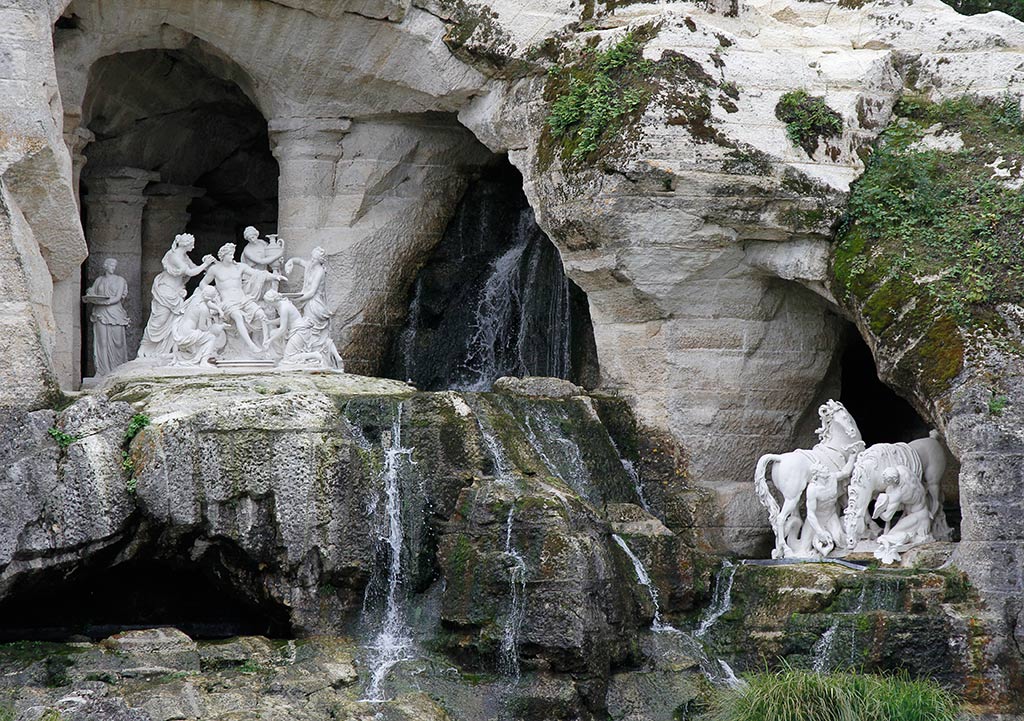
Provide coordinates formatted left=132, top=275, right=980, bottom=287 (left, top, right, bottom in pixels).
left=3, top=0, right=1024, bottom=710
left=0, top=371, right=705, bottom=719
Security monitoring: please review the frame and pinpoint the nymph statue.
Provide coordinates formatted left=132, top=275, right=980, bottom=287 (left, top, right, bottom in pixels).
left=171, top=286, right=227, bottom=366
left=240, top=226, right=285, bottom=302
left=262, top=289, right=321, bottom=367
left=83, top=257, right=130, bottom=376
left=284, top=246, right=343, bottom=369
left=138, top=233, right=214, bottom=359
left=199, top=242, right=284, bottom=355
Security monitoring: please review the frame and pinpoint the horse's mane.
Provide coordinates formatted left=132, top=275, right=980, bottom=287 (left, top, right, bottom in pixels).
left=815, top=400, right=846, bottom=443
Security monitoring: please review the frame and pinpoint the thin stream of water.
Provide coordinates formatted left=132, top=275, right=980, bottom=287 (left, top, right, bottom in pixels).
left=361, top=404, right=415, bottom=702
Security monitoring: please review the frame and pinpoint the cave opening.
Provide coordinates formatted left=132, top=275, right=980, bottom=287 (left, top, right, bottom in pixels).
left=0, top=559, right=292, bottom=643
left=838, top=323, right=960, bottom=536
left=383, top=156, right=599, bottom=391
left=75, top=47, right=278, bottom=380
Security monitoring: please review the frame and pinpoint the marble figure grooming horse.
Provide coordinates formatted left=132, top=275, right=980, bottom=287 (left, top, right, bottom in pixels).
left=842, top=430, right=946, bottom=549
left=754, top=400, right=865, bottom=559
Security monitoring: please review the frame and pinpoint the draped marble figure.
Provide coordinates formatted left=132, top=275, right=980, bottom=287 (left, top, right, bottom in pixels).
left=138, top=233, right=213, bottom=359
left=285, top=246, right=343, bottom=370
left=83, top=258, right=130, bottom=376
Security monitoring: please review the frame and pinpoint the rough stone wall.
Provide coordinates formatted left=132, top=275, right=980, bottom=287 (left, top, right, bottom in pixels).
left=0, top=0, right=86, bottom=408
left=2, top=0, right=1024, bottom=647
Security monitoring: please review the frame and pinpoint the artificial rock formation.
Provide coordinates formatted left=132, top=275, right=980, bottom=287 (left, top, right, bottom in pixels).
left=3, top=0, right=1024, bottom=715
left=0, top=371, right=705, bottom=718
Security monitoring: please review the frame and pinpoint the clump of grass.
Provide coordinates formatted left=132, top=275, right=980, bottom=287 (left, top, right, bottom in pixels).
left=775, top=90, right=844, bottom=155
left=988, top=393, right=1008, bottom=416
left=710, top=667, right=960, bottom=721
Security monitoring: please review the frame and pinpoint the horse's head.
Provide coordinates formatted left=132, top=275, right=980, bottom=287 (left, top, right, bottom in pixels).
left=843, top=457, right=874, bottom=549
left=815, top=400, right=863, bottom=446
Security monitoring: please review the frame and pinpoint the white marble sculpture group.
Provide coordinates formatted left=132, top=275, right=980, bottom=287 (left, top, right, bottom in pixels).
left=84, top=227, right=342, bottom=374
left=754, top=400, right=949, bottom=565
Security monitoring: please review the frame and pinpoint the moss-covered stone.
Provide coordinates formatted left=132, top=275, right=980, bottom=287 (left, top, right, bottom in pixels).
left=831, top=95, right=1024, bottom=399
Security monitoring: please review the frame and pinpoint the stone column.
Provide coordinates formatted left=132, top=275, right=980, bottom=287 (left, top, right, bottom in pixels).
left=81, top=167, right=160, bottom=374
left=51, top=116, right=95, bottom=388
left=141, top=184, right=205, bottom=328
left=269, top=117, right=352, bottom=260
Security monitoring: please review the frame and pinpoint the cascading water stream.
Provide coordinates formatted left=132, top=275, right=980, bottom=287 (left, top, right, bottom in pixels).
left=695, top=560, right=736, bottom=639
left=361, top=404, right=415, bottom=702
left=612, top=534, right=674, bottom=633
left=613, top=536, right=744, bottom=689
left=811, top=584, right=870, bottom=673
left=500, top=508, right=527, bottom=679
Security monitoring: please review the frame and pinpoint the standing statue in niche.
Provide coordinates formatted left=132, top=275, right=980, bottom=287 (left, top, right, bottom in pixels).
left=240, top=226, right=285, bottom=303
left=138, top=233, right=214, bottom=359
left=753, top=400, right=865, bottom=559
left=199, top=242, right=285, bottom=355
left=283, top=246, right=343, bottom=370
left=82, top=257, right=130, bottom=376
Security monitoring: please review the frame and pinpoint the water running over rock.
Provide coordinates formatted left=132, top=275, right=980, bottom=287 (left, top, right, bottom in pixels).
left=500, top=508, right=527, bottom=679
left=362, top=403, right=415, bottom=702
left=385, top=161, right=597, bottom=391
left=695, top=560, right=736, bottom=639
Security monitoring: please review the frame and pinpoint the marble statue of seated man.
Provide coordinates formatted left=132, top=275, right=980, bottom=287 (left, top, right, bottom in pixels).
left=872, top=465, right=935, bottom=564
left=171, top=286, right=228, bottom=366
left=199, top=242, right=285, bottom=354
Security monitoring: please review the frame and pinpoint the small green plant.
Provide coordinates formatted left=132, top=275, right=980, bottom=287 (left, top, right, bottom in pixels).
left=47, top=427, right=78, bottom=450
left=123, top=413, right=150, bottom=444
left=710, top=667, right=960, bottom=721
left=121, top=413, right=150, bottom=485
left=238, top=659, right=264, bottom=674
left=546, top=30, right=655, bottom=161
left=988, top=393, right=1008, bottom=416
left=775, top=90, right=844, bottom=155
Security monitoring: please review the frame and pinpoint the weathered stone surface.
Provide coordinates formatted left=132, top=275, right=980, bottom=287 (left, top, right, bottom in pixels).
left=493, top=376, right=585, bottom=399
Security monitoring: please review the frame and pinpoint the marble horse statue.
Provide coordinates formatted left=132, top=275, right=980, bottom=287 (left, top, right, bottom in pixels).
left=754, top=400, right=865, bottom=559
left=842, top=430, right=947, bottom=550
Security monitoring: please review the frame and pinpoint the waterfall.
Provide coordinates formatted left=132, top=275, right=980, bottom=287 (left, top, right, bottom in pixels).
left=456, top=209, right=572, bottom=391
left=361, top=404, right=415, bottom=702
left=523, top=410, right=595, bottom=504
left=500, top=508, right=527, bottom=678
left=811, top=583, right=868, bottom=674
left=612, top=534, right=674, bottom=633
left=605, top=434, right=649, bottom=511
left=811, top=622, right=840, bottom=674
left=386, top=162, right=589, bottom=392
left=613, top=535, right=744, bottom=688
left=695, top=560, right=736, bottom=639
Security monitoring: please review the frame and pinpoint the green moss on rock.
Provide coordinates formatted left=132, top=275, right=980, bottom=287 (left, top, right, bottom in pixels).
left=832, top=95, right=1024, bottom=396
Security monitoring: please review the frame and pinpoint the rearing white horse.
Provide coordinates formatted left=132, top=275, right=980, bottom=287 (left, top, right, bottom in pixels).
left=754, top=400, right=865, bottom=559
